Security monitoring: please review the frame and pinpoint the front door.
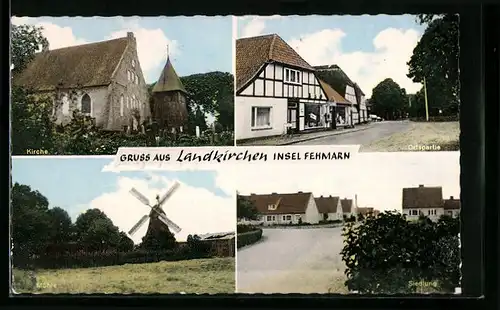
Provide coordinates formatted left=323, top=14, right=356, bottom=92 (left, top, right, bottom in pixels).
left=298, top=102, right=305, bottom=131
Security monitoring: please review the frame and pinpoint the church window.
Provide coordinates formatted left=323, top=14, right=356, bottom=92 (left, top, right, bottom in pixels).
left=132, top=59, right=136, bottom=68
left=126, top=96, right=129, bottom=109
left=81, top=94, right=91, bottom=115
left=120, top=95, right=124, bottom=116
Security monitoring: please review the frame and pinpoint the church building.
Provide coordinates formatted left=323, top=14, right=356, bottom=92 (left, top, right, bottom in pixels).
left=13, top=32, right=151, bottom=132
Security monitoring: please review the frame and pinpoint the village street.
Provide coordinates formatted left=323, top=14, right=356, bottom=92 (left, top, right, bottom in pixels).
left=236, top=227, right=347, bottom=294
left=295, top=121, right=412, bottom=146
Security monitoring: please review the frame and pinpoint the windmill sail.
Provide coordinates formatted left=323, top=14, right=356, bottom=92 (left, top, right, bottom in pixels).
left=155, top=212, right=182, bottom=233
left=130, top=188, right=151, bottom=206
left=157, top=182, right=180, bottom=207
left=128, top=214, right=149, bottom=236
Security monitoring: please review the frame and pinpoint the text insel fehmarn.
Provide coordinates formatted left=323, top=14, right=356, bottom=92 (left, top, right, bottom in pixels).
left=273, top=152, right=351, bottom=160
left=176, top=149, right=268, bottom=162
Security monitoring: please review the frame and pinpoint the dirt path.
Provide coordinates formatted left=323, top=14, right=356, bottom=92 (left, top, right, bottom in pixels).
left=236, top=227, right=348, bottom=294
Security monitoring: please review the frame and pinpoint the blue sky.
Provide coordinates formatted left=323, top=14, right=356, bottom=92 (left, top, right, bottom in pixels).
left=12, top=157, right=229, bottom=221
left=236, top=15, right=428, bottom=96
left=11, top=16, right=233, bottom=84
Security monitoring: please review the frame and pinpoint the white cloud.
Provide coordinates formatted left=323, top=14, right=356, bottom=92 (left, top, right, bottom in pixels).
left=215, top=152, right=460, bottom=213
left=11, top=17, right=87, bottom=50
left=290, top=27, right=422, bottom=97
left=239, top=15, right=284, bottom=38
left=238, top=16, right=423, bottom=97
left=82, top=174, right=235, bottom=244
left=107, top=25, right=179, bottom=83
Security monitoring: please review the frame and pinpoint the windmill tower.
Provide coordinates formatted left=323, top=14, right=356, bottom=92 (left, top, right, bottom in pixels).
left=152, top=46, right=189, bottom=133
left=128, top=182, right=182, bottom=248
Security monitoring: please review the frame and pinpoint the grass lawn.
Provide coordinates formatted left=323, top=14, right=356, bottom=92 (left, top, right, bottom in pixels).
left=13, top=257, right=235, bottom=294
left=361, top=121, right=459, bottom=152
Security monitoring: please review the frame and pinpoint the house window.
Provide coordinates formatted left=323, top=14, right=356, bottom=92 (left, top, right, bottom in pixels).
left=284, top=68, right=301, bottom=84
left=410, top=210, right=418, bottom=216
left=120, top=95, right=124, bottom=116
left=266, top=215, right=276, bottom=221
left=428, top=209, right=437, bottom=215
left=81, top=94, right=91, bottom=114
left=285, top=215, right=292, bottom=221
left=251, top=107, right=271, bottom=128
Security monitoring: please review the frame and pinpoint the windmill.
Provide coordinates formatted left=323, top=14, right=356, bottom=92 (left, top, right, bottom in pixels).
left=128, top=181, right=182, bottom=237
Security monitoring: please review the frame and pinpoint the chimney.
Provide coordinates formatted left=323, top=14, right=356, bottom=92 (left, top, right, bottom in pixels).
left=418, top=184, right=424, bottom=188
left=450, top=196, right=454, bottom=200
left=320, top=195, right=323, bottom=198
left=271, top=192, right=277, bottom=195
left=298, top=191, right=303, bottom=193
left=250, top=193, right=255, bottom=196
left=355, top=194, right=358, bottom=207
left=329, top=195, right=332, bottom=198
left=127, top=32, right=136, bottom=46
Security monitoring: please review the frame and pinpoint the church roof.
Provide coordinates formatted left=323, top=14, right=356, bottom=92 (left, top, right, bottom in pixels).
left=152, top=57, right=187, bottom=93
left=12, top=37, right=129, bottom=91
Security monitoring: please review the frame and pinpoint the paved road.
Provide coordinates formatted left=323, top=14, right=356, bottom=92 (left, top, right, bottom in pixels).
left=236, top=227, right=346, bottom=294
left=295, top=121, right=412, bottom=146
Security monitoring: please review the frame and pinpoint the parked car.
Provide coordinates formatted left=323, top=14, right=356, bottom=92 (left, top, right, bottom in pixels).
left=369, top=114, right=383, bottom=122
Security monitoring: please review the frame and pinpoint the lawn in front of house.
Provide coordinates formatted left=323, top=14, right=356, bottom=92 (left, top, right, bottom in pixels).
left=13, top=257, right=235, bottom=294
left=361, top=121, right=459, bottom=152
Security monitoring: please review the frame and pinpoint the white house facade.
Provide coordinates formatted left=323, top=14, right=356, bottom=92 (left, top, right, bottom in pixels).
left=241, top=191, right=321, bottom=226
left=315, top=196, right=343, bottom=221
left=402, top=185, right=460, bottom=221
left=235, top=34, right=330, bottom=141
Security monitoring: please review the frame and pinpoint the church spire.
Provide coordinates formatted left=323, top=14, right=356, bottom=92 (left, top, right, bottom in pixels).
left=152, top=49, right=187, bottom=94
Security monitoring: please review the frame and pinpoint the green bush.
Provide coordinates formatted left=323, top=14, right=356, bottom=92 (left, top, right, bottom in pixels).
left=237, top=228, right=263, bottom=249
left=341, top=212, right=460, bottom=294
left=237, top=224, right=257, bottom=233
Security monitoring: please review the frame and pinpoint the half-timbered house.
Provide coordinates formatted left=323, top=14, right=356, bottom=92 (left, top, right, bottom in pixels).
left=315, top=64, right=369, bottom=125
left=235, top=34, right=330, bottom=140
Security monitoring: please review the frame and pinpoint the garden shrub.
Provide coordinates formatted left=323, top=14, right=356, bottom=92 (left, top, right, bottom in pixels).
left=341, top=211, right=460, bottom=294
left=237, top=228, right=263, bottom=249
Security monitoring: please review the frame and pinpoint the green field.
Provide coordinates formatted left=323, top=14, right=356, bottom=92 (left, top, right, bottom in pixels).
left=13, top=257, right=235, bottom=294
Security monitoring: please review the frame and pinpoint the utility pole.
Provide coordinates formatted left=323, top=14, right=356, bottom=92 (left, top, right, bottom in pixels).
left=423, top=76, right=429, bottom=121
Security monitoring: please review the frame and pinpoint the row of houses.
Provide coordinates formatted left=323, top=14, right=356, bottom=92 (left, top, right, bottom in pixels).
left=238, top=191, right=376, bottom=226
left=13, top=32, right=189, bottom=133
left=238, top=184, right=461, bottom=226
left=402, top=184, right=460, bottom=221
left=235, top=33, right=370, bottom=141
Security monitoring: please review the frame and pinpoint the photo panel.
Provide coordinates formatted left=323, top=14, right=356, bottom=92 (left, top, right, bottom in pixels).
left=10, top=157, right=236, bottom=294
left=11, top=15, right=235, bottom=156
left=233, top=14, right=460, bottom=152
left=235, top=151, right=461, bottom=294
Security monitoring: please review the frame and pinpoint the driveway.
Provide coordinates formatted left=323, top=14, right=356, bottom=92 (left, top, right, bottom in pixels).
left=236, top=227, right=347, bottom=294
left=295, top=121, right=412, bottom=147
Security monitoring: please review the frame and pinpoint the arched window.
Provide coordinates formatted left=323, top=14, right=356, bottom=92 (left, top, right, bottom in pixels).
left=120, top=95, right=124, bottom=116
left=61, top=94, right=70, bottom=115
left=81, top=94, right=91, bottom=114
left=126, top=96, right=129, bottom=109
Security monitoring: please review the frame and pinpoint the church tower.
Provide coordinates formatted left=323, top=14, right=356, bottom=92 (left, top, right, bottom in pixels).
left=152, top=54, right=188, bottom=132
